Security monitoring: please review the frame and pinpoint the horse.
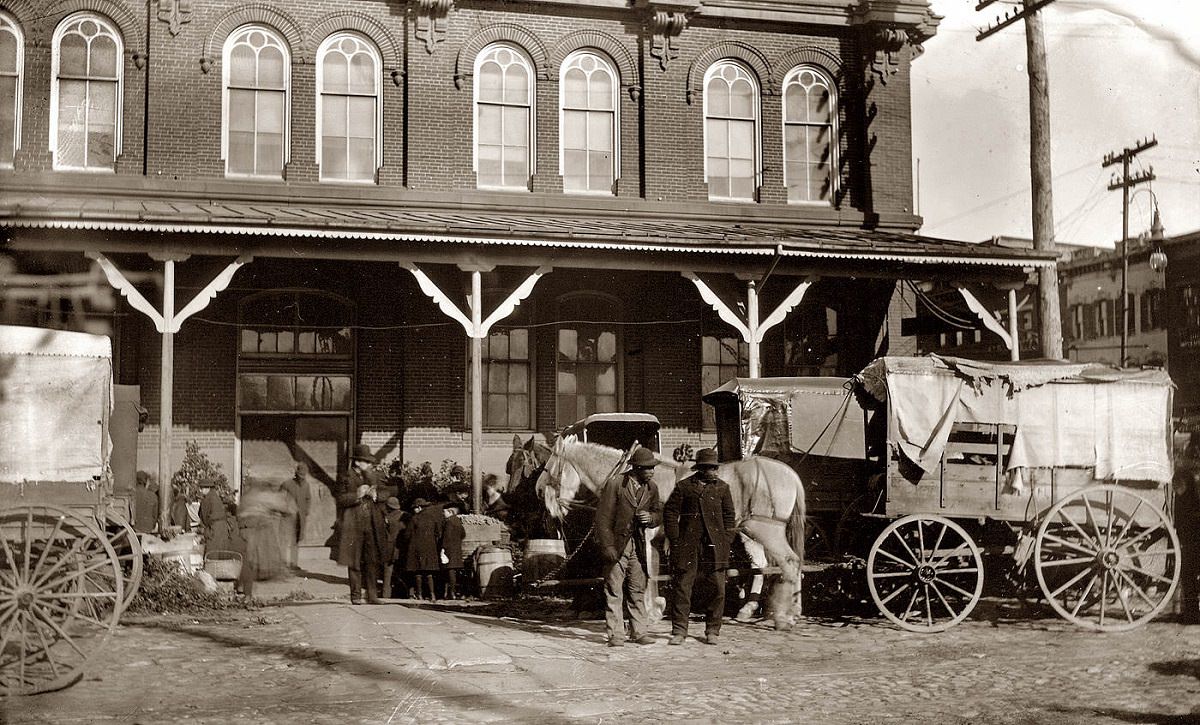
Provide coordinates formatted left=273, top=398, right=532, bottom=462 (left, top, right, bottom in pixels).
left=534, top=436, right=807, bottom=630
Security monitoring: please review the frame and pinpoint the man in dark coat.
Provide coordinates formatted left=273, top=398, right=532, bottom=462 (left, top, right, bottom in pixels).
left=381, top=497, right=406, bottom=599
left=132, top=471, right=158, bottom=534
left=335, top=445, right=388, bottom=604
left=331, top=445, right=382, bottom=562
left=664, top=448, right=736, bottom=646
left=198, top=478, right=232, bottom=553
left=595, top=447, right=663, bottom=647
left=405, top=498, right=444, bottom=601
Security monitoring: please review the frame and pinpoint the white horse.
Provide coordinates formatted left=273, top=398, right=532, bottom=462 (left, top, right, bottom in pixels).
left=536, top=437, right=807, bottom=629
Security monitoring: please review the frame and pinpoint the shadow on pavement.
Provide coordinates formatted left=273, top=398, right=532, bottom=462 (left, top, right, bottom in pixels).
left=1150, top=659, right=1200, bottom=680
left=125, top=619, right=576, bottom=724
left=1050, top=706, right=1200, bottom=724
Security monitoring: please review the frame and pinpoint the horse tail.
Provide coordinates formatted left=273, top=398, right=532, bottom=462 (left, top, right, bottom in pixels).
left=785, top=470, right=806, bottom=565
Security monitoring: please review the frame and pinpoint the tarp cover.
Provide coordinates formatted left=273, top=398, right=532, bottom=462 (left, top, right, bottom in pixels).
left=856, top=355, right=1173, bottom=483
left=0, top=325, right=112, bottom=484
left=704, top=377, right=867, bottom=459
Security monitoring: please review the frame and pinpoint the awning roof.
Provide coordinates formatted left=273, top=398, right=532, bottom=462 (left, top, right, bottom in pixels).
left=0, top=192, right=1057, bottom=270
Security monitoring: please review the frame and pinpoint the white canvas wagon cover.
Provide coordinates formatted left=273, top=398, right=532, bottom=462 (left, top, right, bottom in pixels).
left=856, top=355, right=1174, bottom=484
left=0, top=325, right=112, bottom=485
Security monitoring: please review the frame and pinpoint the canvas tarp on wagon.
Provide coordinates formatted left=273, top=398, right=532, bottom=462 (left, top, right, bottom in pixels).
left=0, top=325, right=112, bottom=485
left=856, top=355, right=1173, bottom=485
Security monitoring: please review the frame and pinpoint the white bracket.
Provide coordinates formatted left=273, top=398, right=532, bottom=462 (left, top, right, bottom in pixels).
left=682, top=271, right=750, bottom=341
left=405, top=263, right=549, bottom=339
left=682, top=271, right=813, bottom=344
left=757, top=279, right=814, bottom=343
left=88, top=252, right=250, bottom=333
left=956, top=285, right=1013, bottom=351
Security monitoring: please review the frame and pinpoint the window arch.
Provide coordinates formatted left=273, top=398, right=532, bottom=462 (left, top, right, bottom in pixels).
left=783, top=66, right=836, bottom=204
left=316, top=32, right=380, bottom=183
left=50, top=13, right=122, bottom=171
left=556, top=293, right=621, bottom=425
left=0, top=11, right=22, bottom=167
left=474, top=43, right=533, bottom=191
left=704, top=61, right=759, bottom=202
left=560, top=50, right=617, bottom=195
left=223, top=25, right=289, bottom=178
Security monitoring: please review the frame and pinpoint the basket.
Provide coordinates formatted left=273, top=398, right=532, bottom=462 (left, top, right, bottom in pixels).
left=204, top=550, right=243, bottom=581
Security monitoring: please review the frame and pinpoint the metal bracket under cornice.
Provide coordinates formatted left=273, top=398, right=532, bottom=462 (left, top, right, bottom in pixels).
left=850, top=1, right=940, bottom=84
left=403, top=263, right=549, bottom=339
left=412, top=0, right=454, bottom=55
left=637, top=0, right=700, bottom=72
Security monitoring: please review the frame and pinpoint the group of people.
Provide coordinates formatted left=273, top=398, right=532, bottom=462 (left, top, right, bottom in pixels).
left=597, top=446, right=735, bottom=647
left=334, top=445, right=470, bottom=605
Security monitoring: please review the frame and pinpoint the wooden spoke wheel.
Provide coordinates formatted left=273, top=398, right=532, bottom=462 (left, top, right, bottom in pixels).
left=867, top=515, right=984, bottom=633
left=1034, top=484, right=1179, bottom=632
left=97, top=518, right=142, bottom=613
left=0, top=505, right=124, bottom=697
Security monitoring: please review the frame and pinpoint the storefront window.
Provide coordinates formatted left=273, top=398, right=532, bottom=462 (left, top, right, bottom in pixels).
left=239, top=291, right=352, bottom=357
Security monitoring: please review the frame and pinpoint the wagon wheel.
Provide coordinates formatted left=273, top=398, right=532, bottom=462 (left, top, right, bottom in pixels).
left=867, top=515, right=984, bottom=633
left=95, top=518, right=142, bottom=612
left=0, top=505, right=124, bottom=697
left=1034, top=484, right=1179, bottom=632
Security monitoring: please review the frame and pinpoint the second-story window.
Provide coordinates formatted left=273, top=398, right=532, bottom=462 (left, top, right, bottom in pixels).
left=0, top=12, right=22, bottom=168
left=560, top=50, right=617, bottom=194
left=704, top=61, right=759, bottom=202
left=783, top=66, right=836, bottom=204
left=475, top=43, right=533, bottom=190
left=224, top=25, right=289, bottom=179
left=51, top=13, right=122, bottom=171
left=317, top=33, right=380, bottom=183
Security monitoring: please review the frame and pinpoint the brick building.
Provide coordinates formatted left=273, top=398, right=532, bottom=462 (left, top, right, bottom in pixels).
left=0, top=0, right=1053, bottom=516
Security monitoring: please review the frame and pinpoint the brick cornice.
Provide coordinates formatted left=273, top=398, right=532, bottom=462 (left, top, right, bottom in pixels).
left=202, top=3, right=306, bottom=68
left=549, top=29, right=637, bottom=89
left=454, top=23, right=549, bottom=90
left=307, top=11, right=403, bottom=71
left=41, top=0, right=145, bottom=50
left=686, top=41, right=773, bottom=105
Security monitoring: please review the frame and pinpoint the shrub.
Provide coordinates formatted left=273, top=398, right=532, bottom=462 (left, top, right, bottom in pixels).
left=171, top=441, right=234, bottom=504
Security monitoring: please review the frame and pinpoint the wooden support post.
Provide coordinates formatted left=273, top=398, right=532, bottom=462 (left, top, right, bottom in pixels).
left=1008, top=288, right=1020, bottom=361
left=159, top=259, right=175, bottom=532
left=746, top=281, right=760, bottom=378
left=469, top=270, right=484, bottom=514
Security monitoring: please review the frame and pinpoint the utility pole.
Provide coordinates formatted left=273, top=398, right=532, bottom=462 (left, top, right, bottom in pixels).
left=1103, top=136, right=1157, bottom=367
left=977, top=0, right=1063, bottom=359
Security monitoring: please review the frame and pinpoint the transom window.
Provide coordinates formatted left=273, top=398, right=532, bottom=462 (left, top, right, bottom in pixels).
left=51, top=13, right=122, bottom=171
left=560, top=50, right=617, bottom=194
left=783, top=66, right=836, bottom=204
left=317, top=32, right=380, bottom=183
left=556, top=295, right=620, bottom=425
left=223, top=25, right=289, bottom=178
left=239, top=291, right=352, bottom=357
left=704, top=61, right=759, bottom=202
left=474, top=43, right=533, bottom=190
left=0, top=12, right=22, bottom=168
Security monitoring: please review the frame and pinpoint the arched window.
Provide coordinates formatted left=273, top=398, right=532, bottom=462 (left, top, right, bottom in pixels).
left=50, top=13, right=122, bottom=171
left=223, top=25, right=289, bottom=178
left=317, top=32, right=380, bottom=183
left=556, top=294, right=620, bottom=425
left=560, top=50, right=617, bottom=194
left=0, top=12, right=23, bottom=167
left=783, top=66, right=836, bottom=204
left=704, top=61, right=759, bottom=202
left=474, top=43, right=533, bottom=190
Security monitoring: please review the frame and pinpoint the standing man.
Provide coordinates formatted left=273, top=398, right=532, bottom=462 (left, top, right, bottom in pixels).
left=335, top=445, right=387, bottom=604
left=595, top=447, right=663, bottom=647
left=664, top=448, right=736, bottom=646
left=132, top=471, right=158, bottom=534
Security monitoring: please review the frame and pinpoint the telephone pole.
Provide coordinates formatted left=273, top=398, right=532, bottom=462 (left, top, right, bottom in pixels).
left=1103, top=136, right=1157, bottom=367
left=977, top=0, right=1063, bottom=359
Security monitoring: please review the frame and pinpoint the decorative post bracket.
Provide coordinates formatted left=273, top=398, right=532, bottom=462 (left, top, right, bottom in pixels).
left=404, top=263, right=549, bottom=338
left=955, top=284, right=1013, bottom=351
left=88, top=252, right=251, bottom=333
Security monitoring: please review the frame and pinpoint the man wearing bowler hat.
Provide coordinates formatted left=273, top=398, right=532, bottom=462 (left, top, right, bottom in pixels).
left=595, top=447, right=663, bottom=647
left=334, top=444, right=387, bottom=603
left=664, top=448, right=736, bottom=646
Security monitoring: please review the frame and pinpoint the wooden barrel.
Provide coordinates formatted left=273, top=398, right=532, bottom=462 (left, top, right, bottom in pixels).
left=476, top=546, right=514, bottom=599
left=523, top=538, right=567, bottom=583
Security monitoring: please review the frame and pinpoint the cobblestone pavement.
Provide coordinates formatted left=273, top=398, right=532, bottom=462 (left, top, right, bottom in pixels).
left=4, top=596, right=1200, bottom=725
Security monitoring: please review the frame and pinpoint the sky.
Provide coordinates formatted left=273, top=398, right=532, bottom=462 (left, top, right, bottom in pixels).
left=912, top=0, right=1200, bottom=248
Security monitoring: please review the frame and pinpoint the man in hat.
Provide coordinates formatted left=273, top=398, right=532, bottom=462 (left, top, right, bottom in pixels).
left=663, top=448, right=736, bottom=646
left=595, top=447, right=663, bottom=647
left=405, top=498, right=444, bottom=601
left=380, top=496, right=406, bottom=599
left=334, top=444, right=387, bottom=603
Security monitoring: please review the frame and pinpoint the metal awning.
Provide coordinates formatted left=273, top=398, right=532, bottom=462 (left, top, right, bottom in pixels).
left=0, top=192, right=1057, bottom=270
